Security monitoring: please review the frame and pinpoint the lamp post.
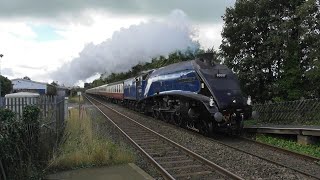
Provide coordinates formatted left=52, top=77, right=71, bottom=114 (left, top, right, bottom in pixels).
left=0, top=54, right=3, bottom=97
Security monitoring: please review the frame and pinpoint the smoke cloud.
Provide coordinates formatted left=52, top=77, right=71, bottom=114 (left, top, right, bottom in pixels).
left=50, top=9, right=200, bottom=85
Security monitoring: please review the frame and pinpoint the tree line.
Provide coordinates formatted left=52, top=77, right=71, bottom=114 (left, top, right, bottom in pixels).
left=90, top=0, right=319, bottom=103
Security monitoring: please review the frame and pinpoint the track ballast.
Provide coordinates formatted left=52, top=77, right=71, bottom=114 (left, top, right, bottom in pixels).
left=85, top=94, right=243, bottom=180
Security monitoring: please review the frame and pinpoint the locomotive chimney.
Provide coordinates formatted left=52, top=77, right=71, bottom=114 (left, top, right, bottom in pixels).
left=196, top=53, right=215, bottom=66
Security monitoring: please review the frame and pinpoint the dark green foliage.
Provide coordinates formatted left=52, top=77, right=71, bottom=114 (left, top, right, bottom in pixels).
left=50, top=81, right=59, bottom=86
left=0, top=75, right=12, bottom=97
left=22, top=105, right=41, bottom=124
left=0, top=108, right=15, bottom=122
left=0, top=106, right=42, bottom=179
left=257, top=134, right=320, bottom=158
left=47, top=84, right=57, bottom=96
left=221, top=0, right=320, bottom=102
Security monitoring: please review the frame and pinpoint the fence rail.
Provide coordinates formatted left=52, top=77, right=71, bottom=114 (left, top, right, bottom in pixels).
left=253, top=98, right=320, bottom=124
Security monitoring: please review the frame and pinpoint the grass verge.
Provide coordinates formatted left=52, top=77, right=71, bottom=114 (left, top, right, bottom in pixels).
left=244, top=119, right=258, bottom=126
left=256, top=134, right=320, bottom=159
left=68, top=95, right=84, bottom=104
left=48, top=108, right=134, bottom=170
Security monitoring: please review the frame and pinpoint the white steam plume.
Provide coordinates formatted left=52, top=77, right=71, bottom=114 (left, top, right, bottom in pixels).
left=50, top=9, right=199, bottom=85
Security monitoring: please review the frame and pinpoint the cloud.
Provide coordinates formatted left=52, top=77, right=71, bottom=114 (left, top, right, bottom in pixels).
left=0, top=12, right=147, bottom=84
left=0, top=0, right=235, bottom=23
left=1, top=68, right=14, bottom=76
left=50, top=9, right=200, bottom=85
left=17, top=65, right=47, bottom=70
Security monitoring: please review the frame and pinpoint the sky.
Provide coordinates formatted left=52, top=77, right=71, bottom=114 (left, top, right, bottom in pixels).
left=0, top=0, right=236, bottom=86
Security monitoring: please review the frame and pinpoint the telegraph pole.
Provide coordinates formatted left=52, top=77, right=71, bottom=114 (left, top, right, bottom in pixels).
left=0, top=54, right=3, bottom=97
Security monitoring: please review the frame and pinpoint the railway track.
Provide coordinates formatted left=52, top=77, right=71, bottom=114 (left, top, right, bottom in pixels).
left=84, top=95, right=243, bottom=180
left=240, top=137, right=320, bottom=163
left=210, top=136, right=320, bottom=179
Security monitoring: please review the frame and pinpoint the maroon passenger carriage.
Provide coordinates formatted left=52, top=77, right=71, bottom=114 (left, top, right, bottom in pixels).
left=86, top=81, right=124, bottom=103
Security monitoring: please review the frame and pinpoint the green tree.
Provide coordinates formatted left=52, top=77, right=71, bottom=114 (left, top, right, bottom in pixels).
left=0, top=75, right=12, bottom=96
left=221, top=0, right=320, bottom=102
left=50, top=81, right=59, bottom=86
left=23, top=76, right=31, bottom=80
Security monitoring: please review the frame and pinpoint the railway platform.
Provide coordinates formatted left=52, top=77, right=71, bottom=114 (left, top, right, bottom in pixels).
left=45, top=163, right=153, bottom=180
left=244, top=125, right=320, bottom=145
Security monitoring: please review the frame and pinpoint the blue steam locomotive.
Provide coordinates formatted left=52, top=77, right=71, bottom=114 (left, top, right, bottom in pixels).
left=86, top=53, right=252, bottom=135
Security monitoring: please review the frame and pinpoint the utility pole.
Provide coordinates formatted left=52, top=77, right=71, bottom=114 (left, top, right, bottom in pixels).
left=0, top=54, right=3, bottom=97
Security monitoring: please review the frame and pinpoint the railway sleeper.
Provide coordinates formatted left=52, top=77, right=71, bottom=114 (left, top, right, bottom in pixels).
left=148, top=150, right=182, bottom=157
left=159, top=159, right=194, bottom=165
left=134, top=138, right=158, bottom=143
left=143, top=146, right=175, bottom=152
left=130, top=136, right=159, bottom=141
left=153, top=155, right=189, bottom=162
left=170, top=167, right=213, bottom=178
left=173, top=171, right=213, bottom=179
left=165, top=164, right=202, bottom=171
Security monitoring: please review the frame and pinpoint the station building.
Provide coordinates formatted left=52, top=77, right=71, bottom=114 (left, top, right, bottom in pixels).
left=11, top=79, right=70, bottom=96
left=12, top=79, right=48, bottom=94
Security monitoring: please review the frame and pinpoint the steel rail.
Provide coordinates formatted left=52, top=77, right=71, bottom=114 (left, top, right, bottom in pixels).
left=208, top=137, right=320, bottom=179
left=84, top=95, right=174, bottom=180
left=240, top=137, right=320, bottom=162
left=170, top=123, right=320, bottom=179
left=98, top=98, right=320, bottom=164
left=85, top=94, right=243, bottom=180
left=164, top=123, right=320, bottom=179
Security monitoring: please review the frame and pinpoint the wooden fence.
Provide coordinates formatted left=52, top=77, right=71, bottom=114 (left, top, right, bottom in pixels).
left=253, top=98, right=320, bottom=124
left=0, top=95, right=67, bottom=180
left=1, top=96, right=66, bottom=130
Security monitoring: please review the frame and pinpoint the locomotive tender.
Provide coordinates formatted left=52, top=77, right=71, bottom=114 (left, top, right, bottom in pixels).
left=86, top=54, right=252, bottom=135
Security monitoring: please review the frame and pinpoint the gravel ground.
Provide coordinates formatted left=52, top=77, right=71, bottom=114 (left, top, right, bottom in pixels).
left=102, top=100, right=316, bottom=180
left=215, top=137, right=320, bottom=178
left=83, top=100, right=163, bottom=179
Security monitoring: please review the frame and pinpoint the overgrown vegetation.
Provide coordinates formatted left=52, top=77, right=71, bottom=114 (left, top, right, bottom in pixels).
left=0, top=106, right=43, bottom=180
left=68, top=95, right=84, bottom=104
left=256, top=134, right=320, bottom=158
left=221, top=0, right=320, bottom=102
left=49, top=108, right=134, bottom=170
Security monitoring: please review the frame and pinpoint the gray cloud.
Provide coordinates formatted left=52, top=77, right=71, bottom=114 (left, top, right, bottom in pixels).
left=0, top=0, right=235, bottom=23
left=18, top=65, right=46, bottom=70
left=50, top=10, right=200, bottom=85
left=1, top=68, right=14, bottom=76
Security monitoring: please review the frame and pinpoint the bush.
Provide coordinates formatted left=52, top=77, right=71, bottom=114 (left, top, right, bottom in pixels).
left=0, top=108, right=15, bottom=122
left=22, top=105, right=41, bottom=124
left=0, top=105, right=43, bottom=180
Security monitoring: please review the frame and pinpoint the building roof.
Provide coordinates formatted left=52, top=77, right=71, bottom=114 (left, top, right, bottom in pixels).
left=5, top=92, right=40, bottom=98
left=11, top=78, right=48, bottom=85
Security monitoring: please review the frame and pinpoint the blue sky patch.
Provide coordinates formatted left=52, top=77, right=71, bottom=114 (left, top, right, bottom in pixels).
left=28, top=24, right=63, bottom=42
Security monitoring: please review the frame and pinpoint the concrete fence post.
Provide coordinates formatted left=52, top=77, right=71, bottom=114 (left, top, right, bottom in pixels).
left=64, top=97, right=68, bottom=121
